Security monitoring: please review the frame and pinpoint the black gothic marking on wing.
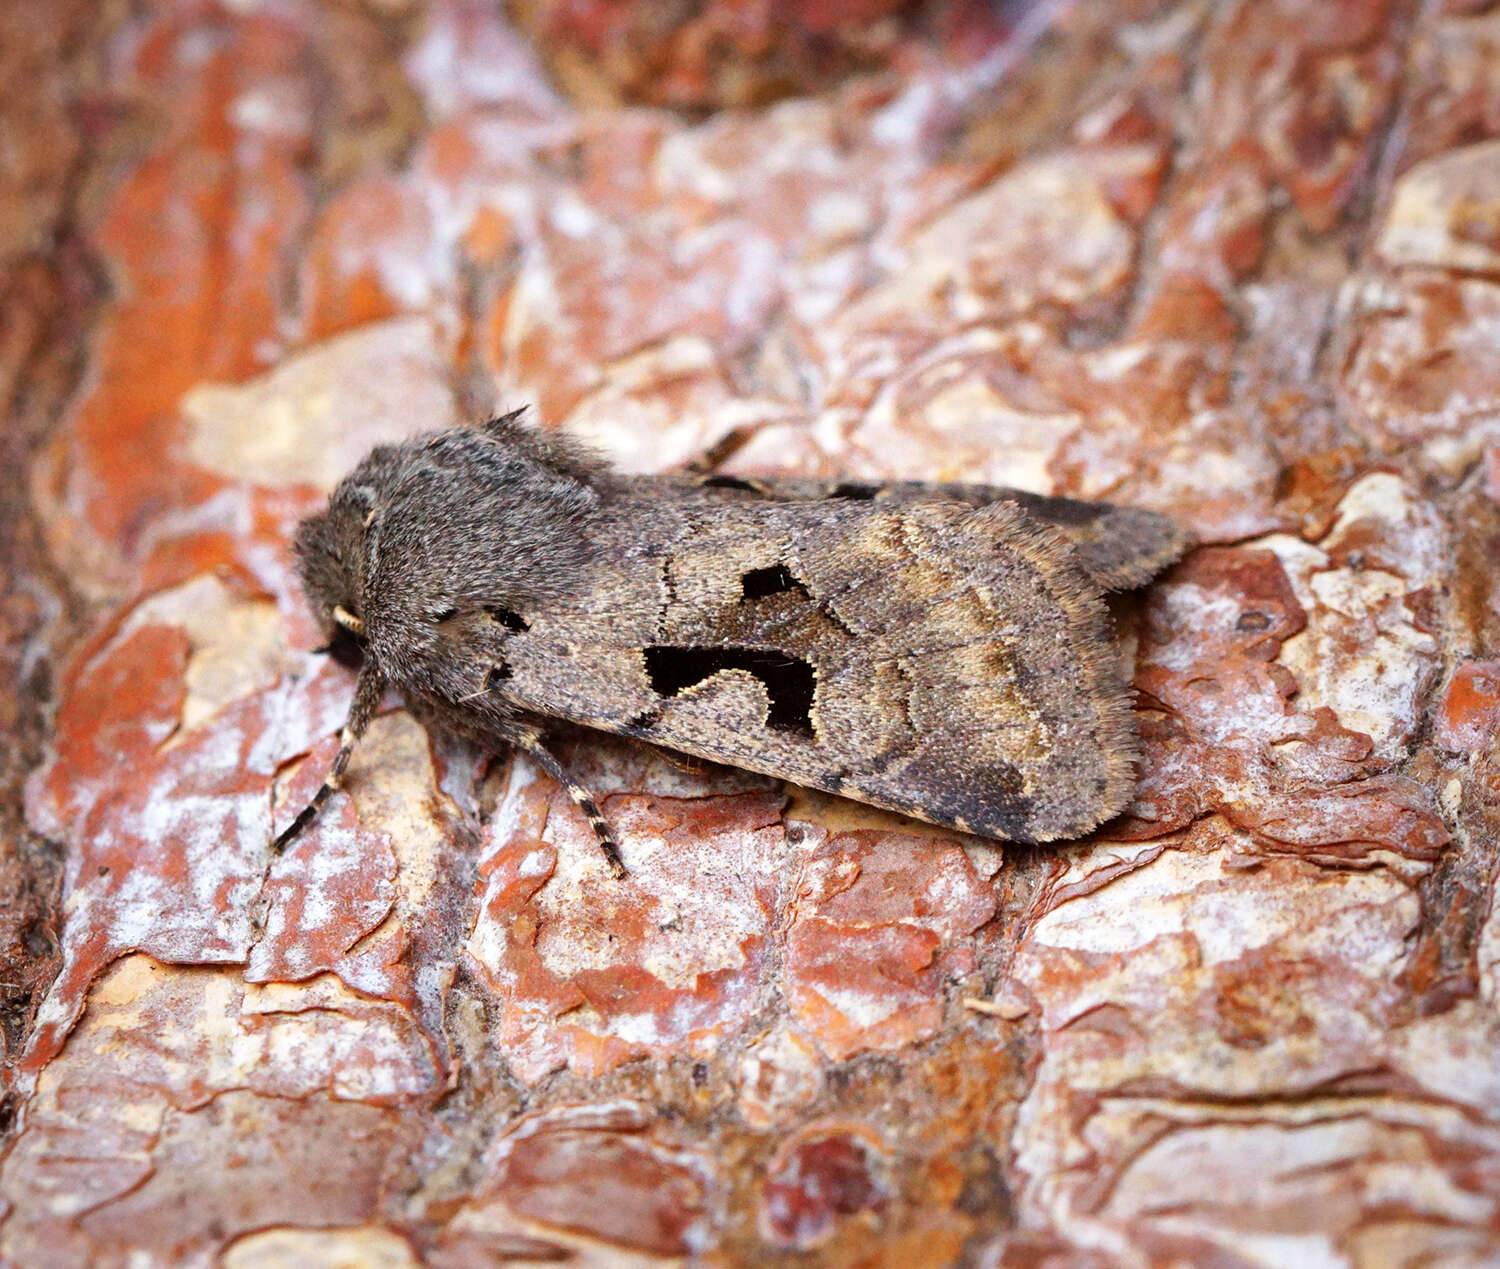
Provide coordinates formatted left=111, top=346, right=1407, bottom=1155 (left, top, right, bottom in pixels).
left=643, top=645, right=816, bottom=737
left=740, top=564, right=812, bottom=602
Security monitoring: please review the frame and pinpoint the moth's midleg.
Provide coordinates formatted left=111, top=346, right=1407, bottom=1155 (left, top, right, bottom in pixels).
left=272, top=661, right=387, bottom=851
left=517, top=735, right=628, bottom=879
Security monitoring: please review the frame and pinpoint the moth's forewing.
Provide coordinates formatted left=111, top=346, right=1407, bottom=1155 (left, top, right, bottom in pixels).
left=689, top=475, right=1192, bottom=592
left=971, top=489, right=1190, bottom=591
left=500, top=495, right=1138, bottom=844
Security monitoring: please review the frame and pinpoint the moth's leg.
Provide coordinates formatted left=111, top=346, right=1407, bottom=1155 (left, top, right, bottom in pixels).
left=273, top=661, right=388, bottom=851
left=515, top=733, right=628, bottom=879
left=403, top=691, right=628, bottom=879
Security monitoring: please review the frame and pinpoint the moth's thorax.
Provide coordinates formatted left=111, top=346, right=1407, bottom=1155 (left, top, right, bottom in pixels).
left=288, top=428, right=605, bottom=700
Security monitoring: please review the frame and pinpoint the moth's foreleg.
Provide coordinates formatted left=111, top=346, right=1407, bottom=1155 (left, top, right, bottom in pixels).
left=516, top=734, right=627, bottom=879
left=273, top=661, right=387, bottom=852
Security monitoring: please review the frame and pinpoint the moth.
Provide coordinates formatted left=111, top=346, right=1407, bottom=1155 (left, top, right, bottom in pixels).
left=277, top=412, right=1190, bottom=875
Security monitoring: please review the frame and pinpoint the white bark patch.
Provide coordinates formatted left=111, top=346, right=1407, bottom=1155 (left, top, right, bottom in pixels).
left=1270, top=474, right=1445, bottom=760
left=180, top=317, right=456, bottom=490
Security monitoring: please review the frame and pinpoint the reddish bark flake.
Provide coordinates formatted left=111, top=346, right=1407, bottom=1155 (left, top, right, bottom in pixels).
left=466, top=754, right=789, bottom=1080
left=761, top=1130, right=890, bottom=1249
left=783, top=831, right=997, bottom=1060
left=480, top=1106, right=709, bottom=1255
left=1435, top=661, right=1500, bottom=755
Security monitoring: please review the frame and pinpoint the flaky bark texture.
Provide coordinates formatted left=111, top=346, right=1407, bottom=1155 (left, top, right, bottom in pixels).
left=2, top=1, right=1499, bottom=1265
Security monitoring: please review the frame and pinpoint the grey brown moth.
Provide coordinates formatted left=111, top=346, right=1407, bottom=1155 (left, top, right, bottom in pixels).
left=277, top=412, right=1190, bottom=875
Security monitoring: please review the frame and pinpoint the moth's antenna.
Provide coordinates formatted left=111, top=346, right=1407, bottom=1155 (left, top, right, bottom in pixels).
left=273, top=660, right=387, bottom=851
left=516, top=735, right=627, bottom=879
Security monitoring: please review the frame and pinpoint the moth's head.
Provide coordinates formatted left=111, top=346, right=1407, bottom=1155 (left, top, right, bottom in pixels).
left=292, top=479, right=378, bottom=663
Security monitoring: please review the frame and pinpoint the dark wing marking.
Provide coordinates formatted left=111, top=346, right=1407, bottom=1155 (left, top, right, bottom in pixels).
left=493, top=495, right=1136, bottom=844
left=685, top=474, right=1192, bottom=591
